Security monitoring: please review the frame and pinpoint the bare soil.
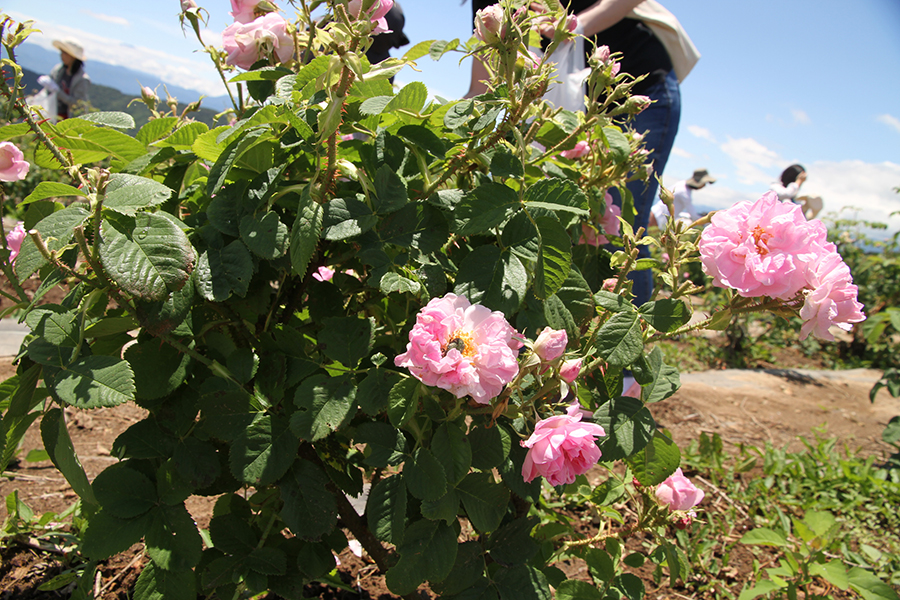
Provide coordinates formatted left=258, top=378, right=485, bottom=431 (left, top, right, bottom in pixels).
left=0, top=351, right=896, bottom=599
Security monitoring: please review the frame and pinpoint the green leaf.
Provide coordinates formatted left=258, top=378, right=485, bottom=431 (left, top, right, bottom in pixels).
left=15, top=204, right=90, bottom=280
left=207, top=129, right=266, bottom=195
left=594, top=396, right=656, bottom=462
left=404, top=447, right=448, bottom=501
left=882, top=416, right=900, bottom=445
left=594, top=311, right=643, bottom=367
left=357, top=368, right=402, bottom=416
left=456, top=472, right=510, bottom=533
left=136, top=117, right=178, bottom=145
left=627, top=431, right=680, bottom=486
left=367, top=475, right=407, bottom=544
left=490, top=148, right=524, bottom=179
left=603, top=127, right=631, bottom=162
left=632, top=346, right=681, bottom=404
left=40, top=408, right=97, bottom=505
left=51, top=355, right=135, bottom=409
left=92, top=462, right=157, bottom=518
left=432, top=422, right=472, bottom=486
left=112, top=418, right=176, bottom=459
left=421, top=489, right=460, bottom=524
left=847, top=567, right=898, bottom=600
left=355, top=421, right=407, bottom=468
left=100, top=213, right=194, bottom=301
left=103, top=174, right=173, bottom=215
left=809, top=561, right=849, bottom=591
left=291, top=374, right=357, bottom=442
left=196, top=240, right=253, bottom=301
left=22, top=181, right=86, bottom=205
left=159, top=122, right=210, bottom=150
left=280, top=460, right=338, bottom=540
left=133, top=563, right=196, bottom=600
left=374, top=164, right=408, bottom=214
left=444, top=99, right=474, bottom=129
left=468, top=424, right=511, bottom=470
left=388, top=377, right=419, bottom=428
left=322, top=196, right=376, bottom=241
left=638, top=298, right=691, bottom=333
left=319, top=317, right=374, bottom=367
left=593, top=290, right=635, bottom=314
left=240, top=211, right=289, bottom=259
left=454, top=246, right=527, bottom=318
left=125, top=340, right=190, bottom=401
left=82, top=510, right=150, bottom=560
left=452, top=182, right=519, bottom=235
left=556, top=579, right=604, bottom=600
left=487, top=517, right=539, bottom=566
left=525, top=178, right=589, bottom=220
left=77, top=111, right=135, bottom=129
left=230, top=414, right=299, bottom=486
left=533, top=216, right=572, bottom=300
left=493, top=564, right=551, bottom=600
left=385, top=81, right=428, bottom=115
left=737, top=580, right=783, bottom=600
left=398, top=124, right=446, bottom=158
left=740, top=528, right=789, bottom=548
left=25, top=306, right=78, bottom=346
left=172, top=438, right=221, bottom=489
left=381, top=272, right=421, bottom=295
left=385, top=519, right=458, bottom=596
left=145, top=504, right=203, bottom=571
left=290, top=188, right=323, bottom=275
left=209, top=510, right=257, bottom=554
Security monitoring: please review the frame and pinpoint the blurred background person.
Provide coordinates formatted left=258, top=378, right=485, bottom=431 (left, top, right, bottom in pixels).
left=37, top=38, right=90, bottom=120
left=649, top=167, right=715, bottom=227
left=770, top=163, right=807, bottom=203
left=365, top=2, right=410, bottom=82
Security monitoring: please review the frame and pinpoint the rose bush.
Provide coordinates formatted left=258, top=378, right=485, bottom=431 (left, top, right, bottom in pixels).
left=0, top=2, right=866, bottom=599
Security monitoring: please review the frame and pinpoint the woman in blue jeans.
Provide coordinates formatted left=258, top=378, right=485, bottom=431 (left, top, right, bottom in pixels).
left=468, top=0, right=688, bottom=306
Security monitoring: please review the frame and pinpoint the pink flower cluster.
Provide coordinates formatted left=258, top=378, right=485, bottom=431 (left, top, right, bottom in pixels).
left=0, top=142, right=29, bottom=182
left=394, top=294, right=522, bottom=404
left=581, top=193, right=620, bottom=246
left=348, top=0, right=394, bottom=34
left=699, top=192, right=865, bottom=340
left=223, top=2, right=293, bottom=70
left=522, top=404, right=606, bottom=487
left=5, top=222, right=26, bottom=265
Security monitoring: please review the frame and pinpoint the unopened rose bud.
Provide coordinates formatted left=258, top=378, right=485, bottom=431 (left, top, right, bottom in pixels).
left=626, top=95, right=652, bottom=114
left=474, top=5, right=506, bottom=44
left=632, top=477, right=642, bottom=488
left=141, top=86, right=158, bottom=107
left=594, top=45, right=610, bottom=64
left=674, top=515, right=692, bottom=530
left=533, top=327, right=568, bottom=362
left=181, top=0, right=197, bottom=11
left=560, top=358, right=582, bottom=384
left=564, top=14, right=578, bottom=32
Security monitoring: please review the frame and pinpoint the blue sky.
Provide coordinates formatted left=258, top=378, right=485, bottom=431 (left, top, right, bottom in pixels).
left=7, top=0, right=900, bottom=232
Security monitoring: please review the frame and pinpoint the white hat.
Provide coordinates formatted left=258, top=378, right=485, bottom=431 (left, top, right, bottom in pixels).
left=52, top=39, right=85, bottom=61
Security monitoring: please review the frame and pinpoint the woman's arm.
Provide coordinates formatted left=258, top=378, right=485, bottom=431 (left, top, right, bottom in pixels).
left=576, top=0, right=645, bottom=37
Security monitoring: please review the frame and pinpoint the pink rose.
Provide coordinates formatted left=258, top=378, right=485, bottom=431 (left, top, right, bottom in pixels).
left=533, top=327, right=567, bottom=362
left=594, top=45, right=611, bottom=64
left=580, top=195, right=620, bottom=246
left=230, top=0, right=260, bottom=24
left=799, top=249, right=865, bottom=341
left=312, top=266, right=335, bottom=282
left=521, top=404, right=606, bottom=486
left=698, top=192, right=827, bottom=300
left=560, top=140, right=590, bottom=160
left=474, top=5, right=506, bottom=44
left=655, top=468, right=704, bottom=512
left=5, top=222, right=26, bottom=264
left=559, top=358, right=581, bottom=383
left=223, top=13, right=293, bottom=70
left=0, top=142, right=29, bottom=182
left=348, top=0, right=394, bottom=33
left=395, top=293, right=523, bottom=404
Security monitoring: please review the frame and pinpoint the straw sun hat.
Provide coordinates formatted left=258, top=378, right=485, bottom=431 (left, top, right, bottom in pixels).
left=52, top=39, right=85, bottom=61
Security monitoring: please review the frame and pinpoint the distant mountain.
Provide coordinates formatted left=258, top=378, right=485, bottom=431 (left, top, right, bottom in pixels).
left=16, top=43, right=231, bottom=112
left=15, top=67, right=220, bottom=131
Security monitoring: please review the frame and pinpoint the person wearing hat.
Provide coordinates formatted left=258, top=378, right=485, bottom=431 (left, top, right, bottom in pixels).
left=649, top=168, right=715, bottom=227
left=37, top=39, right=91, bottom=120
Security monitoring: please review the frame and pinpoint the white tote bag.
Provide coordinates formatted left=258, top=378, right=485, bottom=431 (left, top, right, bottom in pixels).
left=540, top=25, right=591, bottom=112
left=25, top=88, right=58, bottom=123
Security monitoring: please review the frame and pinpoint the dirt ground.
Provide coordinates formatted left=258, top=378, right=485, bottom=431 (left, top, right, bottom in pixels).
left=0, top=353, right=897, bottom=599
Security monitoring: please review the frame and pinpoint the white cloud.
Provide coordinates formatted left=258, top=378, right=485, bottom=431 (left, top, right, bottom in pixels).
left=687, top=125, right=716, bottom=143
left=720, top=137, right=782, bottom=186
left=80, top=10, right=129, bottom=27
left=670, top=146, right=693, bottom=159
left=11, top=11, right=223, bottom=97
left=791, top=109, right=811, bottom=125
left=877, top=114, right=900, bottom=135
left=804, top=160, right=900, bottom=231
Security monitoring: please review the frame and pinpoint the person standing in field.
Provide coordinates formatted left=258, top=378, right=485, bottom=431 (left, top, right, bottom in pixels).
left=37, top=38, right=91, bottom=120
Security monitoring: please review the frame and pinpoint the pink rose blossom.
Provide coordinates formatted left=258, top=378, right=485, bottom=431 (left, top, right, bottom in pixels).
left=348, top=0, right=394, bottom=33
left=5, top=222, right=26, bottom=264
left=560, top=141, right=590, bottom=160
left=230, top=0, right=260, bottom=24
left=799, top=248, right=865, bottom=341
left=312, top=266, right=335, bottom=282
left=474, top=5, right=506, bottom=44
left=521, top=404, right=606, bottom=486
left=698, top=192, right=827, bottom=300
left=394, top=293, right=523, bottom=404
left=533, top=327, right=567, bottom=362
left=0, top=142, right=29, bottom=182
left=223, top=13, right=293, bottom=70
left=594, top=45, right=611, bottom=64
left=655, top=468, right=704, bottom=511
left=559, top=358, right=582, bottom=384
left=581, top=198, right=620, bottom=246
